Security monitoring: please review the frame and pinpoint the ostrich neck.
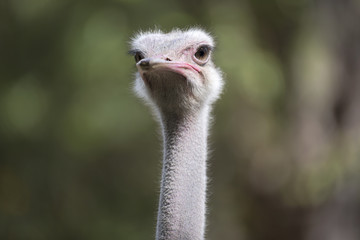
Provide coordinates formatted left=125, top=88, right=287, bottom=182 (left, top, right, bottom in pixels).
left=156, top=106, right=210, bottom=240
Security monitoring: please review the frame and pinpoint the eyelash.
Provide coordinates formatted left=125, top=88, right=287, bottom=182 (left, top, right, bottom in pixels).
left=128, top=50, right=145, bottom=63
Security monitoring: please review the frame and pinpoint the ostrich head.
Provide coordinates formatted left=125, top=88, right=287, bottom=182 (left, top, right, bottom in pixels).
left=130, top=28, right=223, bottom=116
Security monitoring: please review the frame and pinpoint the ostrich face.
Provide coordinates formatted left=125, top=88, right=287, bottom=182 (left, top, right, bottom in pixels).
left=130, top=29, right=223, bottom=114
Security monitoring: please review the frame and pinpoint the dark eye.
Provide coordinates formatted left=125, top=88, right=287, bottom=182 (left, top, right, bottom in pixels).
left=194, top=46, right=210, bottom=61
left=134, top=52, right=144, bottom=63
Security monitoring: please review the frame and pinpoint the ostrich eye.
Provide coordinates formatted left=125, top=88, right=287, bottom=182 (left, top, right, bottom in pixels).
left=134, top=52, right=144, bottom=63
left=194, top=46, right=210, bottom=61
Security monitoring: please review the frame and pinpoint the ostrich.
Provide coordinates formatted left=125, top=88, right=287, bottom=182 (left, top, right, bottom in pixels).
left=130, top=28, right=224, bottom=240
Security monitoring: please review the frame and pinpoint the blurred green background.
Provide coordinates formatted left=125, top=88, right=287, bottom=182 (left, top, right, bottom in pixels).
left=1, top=0, right=360, bottom=239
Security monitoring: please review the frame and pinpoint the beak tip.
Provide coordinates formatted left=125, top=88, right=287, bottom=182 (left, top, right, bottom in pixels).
left=139, top=59, right=150, bottom=67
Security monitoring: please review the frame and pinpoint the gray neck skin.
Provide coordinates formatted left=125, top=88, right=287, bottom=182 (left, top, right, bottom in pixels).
left=156, top=106, right=210, bottom=240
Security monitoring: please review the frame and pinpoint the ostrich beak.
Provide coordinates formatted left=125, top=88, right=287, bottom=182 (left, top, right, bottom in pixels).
left=137, top=58, right=201, bottom=75
left=138, top=58, right=151, bottom=69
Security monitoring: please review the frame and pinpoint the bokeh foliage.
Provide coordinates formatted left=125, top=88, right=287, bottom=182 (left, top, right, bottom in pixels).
left=1, top=0, right=360, bottom=239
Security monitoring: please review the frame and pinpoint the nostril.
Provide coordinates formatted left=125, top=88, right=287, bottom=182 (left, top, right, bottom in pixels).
left=165, top=58, right=172, bottom=61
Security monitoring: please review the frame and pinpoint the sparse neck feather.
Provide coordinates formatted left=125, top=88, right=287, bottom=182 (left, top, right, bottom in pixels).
left=156, top=106, right=210, bottom=240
